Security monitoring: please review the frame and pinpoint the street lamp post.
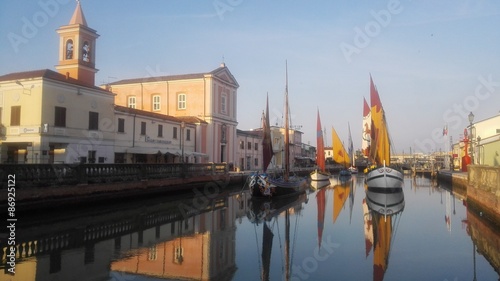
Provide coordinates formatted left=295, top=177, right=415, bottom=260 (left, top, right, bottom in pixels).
left=468, top=112, right=474, bottom=165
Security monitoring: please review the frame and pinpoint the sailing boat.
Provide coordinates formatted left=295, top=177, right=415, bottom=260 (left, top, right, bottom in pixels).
left=365, top=75, right=404, bottom=190
left=247, top=192, right=307, bottom=281
left=365, top=187, right=405, bottom=281
left=310, top=109, right=330, bottom=189
left=248, top=63, right=307, bottom=198
left=331, top=125, right=352, bottom=182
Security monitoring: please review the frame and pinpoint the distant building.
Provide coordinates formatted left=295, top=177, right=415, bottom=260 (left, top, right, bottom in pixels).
left=114, top=106, right=206, bottom=164
left=453, top=112, right=500, bottom=168
left=236, top=129, right=262, bottom=171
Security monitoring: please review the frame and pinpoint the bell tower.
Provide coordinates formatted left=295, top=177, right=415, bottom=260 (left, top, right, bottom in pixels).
left=55, top=1, right=99, bottom=86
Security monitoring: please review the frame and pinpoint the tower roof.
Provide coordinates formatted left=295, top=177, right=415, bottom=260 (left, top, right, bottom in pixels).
left=69, top=1, right=87, bottom=26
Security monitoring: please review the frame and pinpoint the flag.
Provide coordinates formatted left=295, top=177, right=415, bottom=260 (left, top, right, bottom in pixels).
left=442, top=125, right=448, bottom=136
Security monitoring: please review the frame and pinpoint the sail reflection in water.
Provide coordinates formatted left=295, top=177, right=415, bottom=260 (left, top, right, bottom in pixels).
left=246, top=193, right=308, bottom=281
left=1, top=177, right=499, bottom=280
left=365, top=186, right=405, bottom=281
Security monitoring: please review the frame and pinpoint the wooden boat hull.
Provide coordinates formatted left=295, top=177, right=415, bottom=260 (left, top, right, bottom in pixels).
left=366, top=167, right=404, bottom=190
left=248, top=173, right=308, bottom=198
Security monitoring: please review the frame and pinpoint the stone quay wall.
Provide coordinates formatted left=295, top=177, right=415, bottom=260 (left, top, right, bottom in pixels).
left=467, top=165, right=500, bottom=224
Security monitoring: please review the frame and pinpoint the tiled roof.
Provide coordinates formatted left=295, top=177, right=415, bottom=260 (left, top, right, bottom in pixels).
left=109, top=66, right=226, bottom=86
left=69, top=1, right=87, bottom=26
left=0, top=69, right=112, bottom=93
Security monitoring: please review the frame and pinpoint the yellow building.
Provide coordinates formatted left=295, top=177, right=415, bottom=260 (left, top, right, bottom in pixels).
left=0, top=2, right=221, bottom=165
left=0, top=2, right=115, bottom=164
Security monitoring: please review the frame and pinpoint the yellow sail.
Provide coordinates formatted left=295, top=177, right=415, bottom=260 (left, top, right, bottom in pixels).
left=331, top=126, right=351, bottom=167
left=369, top=76, right=391, bottom=166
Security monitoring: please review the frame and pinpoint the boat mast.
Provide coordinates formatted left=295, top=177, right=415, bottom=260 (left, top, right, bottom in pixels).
left=284, top=61, right=290, bottom=181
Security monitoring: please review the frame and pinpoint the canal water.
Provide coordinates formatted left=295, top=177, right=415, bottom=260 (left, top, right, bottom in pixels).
left=1, top=175, right=499, bottom=281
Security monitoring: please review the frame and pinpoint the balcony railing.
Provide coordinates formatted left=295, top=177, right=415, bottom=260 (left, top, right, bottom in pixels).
left=0, top=163, right=228, bottom=189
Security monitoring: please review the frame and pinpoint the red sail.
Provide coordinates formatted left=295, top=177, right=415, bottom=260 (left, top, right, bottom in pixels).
left=316, top=109, right=326, bottom=172
left=262, top=93, right=273, bottom=172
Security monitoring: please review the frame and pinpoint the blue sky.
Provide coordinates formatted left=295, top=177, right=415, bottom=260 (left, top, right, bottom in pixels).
left=1, top=0, right=500, bottom=153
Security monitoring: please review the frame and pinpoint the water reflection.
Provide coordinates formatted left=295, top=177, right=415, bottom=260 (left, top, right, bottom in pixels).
left=246, top=193, right=307, bottom=281
left=365, top=187, right=405, bottom=281
left=0, top=176, right=499, bottom=280
left=0, top=190, right=244, bottom=281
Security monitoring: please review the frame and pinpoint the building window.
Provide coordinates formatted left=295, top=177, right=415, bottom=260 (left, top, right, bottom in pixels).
left=158, top=124, right=163, bottom=137
left=247, top=142, right=251, bottom=149
left=54, top=106, right=66, bottom=127
left=173, top=127, right=178, bottom=139
left=153, top=95, right=161, bottom=111
left=240, top=140, right=244, bottom=149
left=255, top=142, right=258, bottom=150
left=118, top=118, right=125, bottom=133
left=255, top=158, right=258, bottom=166
left=66, top=39, right=73, bottom=59
left=128, top=96, right=136, bottom=109
left=140, top=122, right=146, bottom=135
left=89, top=111, right=98, bottom=130
left=186, top=129, right=191, bottom=141
left=178, top=94, right=186, bottom=110
left=221, top=94, right=227, bottom=114
left=10, top=106, right=21, bottom=126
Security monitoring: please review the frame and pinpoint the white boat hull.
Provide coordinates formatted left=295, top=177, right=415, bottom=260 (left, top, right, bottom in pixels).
left=310, top=170, right=330, bottom=182
left=366, top=167, right=404, bottom=190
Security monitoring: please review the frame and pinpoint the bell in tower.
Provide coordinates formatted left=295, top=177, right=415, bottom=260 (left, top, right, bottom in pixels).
left=55, top=1, right=99, bottom=86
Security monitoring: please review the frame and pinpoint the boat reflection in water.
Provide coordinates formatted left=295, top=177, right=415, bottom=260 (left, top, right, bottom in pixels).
left=246, top=192, right=308, bottom=281
left=365, top=186, right=405, bottom=281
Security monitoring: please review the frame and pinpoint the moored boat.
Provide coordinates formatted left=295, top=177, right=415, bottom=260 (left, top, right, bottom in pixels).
left=310, top=109, right=331, bottom=185
left=365, top=75, right=403, bottom=190
left=248, top=63, right=307, bottom=198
